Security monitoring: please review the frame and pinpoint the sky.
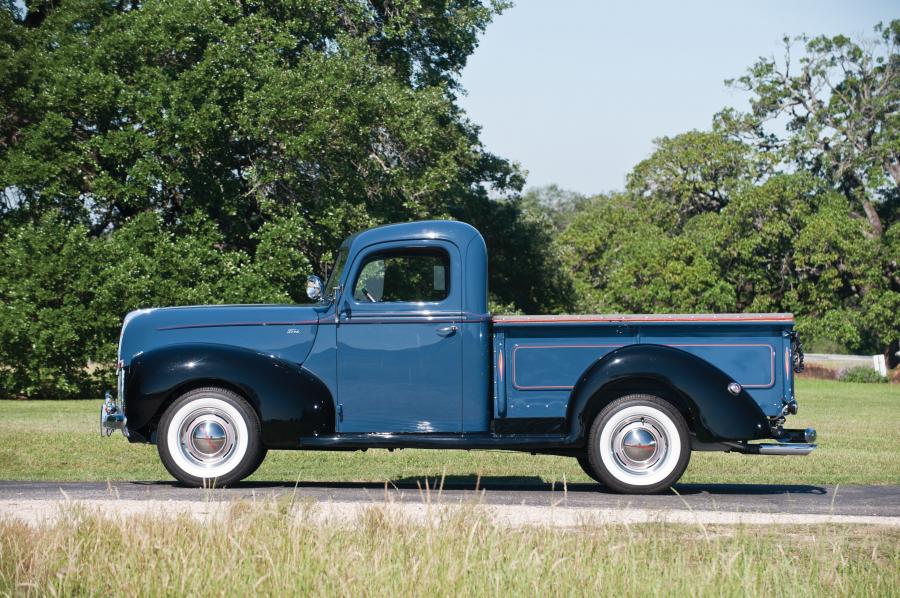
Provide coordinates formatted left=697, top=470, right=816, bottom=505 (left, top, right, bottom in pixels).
left=457, top=0, right=898, bottom=196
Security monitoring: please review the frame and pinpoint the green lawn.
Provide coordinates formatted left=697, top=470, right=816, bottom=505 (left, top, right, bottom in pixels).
left=0, top=379, right=897, bottom=486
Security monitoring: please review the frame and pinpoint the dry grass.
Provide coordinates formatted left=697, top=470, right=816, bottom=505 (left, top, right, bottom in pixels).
left=1, top=502, right=898, bottom=596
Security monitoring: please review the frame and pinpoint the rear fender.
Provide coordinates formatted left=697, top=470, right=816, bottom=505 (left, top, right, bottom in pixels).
left=124, top=343, right=335, bottom=448
left=566, top=344, right=771, bottom=444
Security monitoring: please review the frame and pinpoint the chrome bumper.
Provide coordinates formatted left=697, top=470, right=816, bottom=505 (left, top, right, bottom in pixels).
left=100, top=390, right=128, bottom=437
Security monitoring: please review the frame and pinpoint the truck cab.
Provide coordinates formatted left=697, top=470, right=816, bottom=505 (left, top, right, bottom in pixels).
left=102, top=220, right=815, bottom=493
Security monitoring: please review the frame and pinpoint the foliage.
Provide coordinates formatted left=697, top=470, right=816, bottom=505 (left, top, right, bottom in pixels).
left=839, top=366, right=888, bottom=384
left=559, top=193, right=735, bottom=314
left=559, top=157, right=896, bottom=355
left=520, top=184, right=590, bottom=232
left=0, top=0, right=518, bottom=246
left=1, top=8, right=898, bottom=397
left=452, top=194, right=574, bottom=314
left=0, top=0, right=576, bottom=398
left=627, top=130, right=767, bottom=230
left=0, top=211, right=285, bottom=398
left=552, top=21, right=899, bottom=360
left=0, top=214, right=101, bottom=398
left=716, top=21, right=900, bottom=237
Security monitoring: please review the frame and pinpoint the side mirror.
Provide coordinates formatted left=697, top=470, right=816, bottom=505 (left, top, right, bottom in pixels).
left=306, top=275, right=324, bottom=302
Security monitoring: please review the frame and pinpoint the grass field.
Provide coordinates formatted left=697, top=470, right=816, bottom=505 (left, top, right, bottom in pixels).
left=1, top=504, right=898, bottom=596
left=0, top=379, right=897, bottom=486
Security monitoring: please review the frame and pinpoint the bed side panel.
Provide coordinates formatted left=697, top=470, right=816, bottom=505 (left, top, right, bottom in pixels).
left=495, top=319, right=792, bottom=420
left=640, top=324, right=790, bottom=416
left=499, top=325, right=635, bottom=419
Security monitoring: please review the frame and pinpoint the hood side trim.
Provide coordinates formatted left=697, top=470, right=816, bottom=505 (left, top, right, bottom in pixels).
left=158, top=319, right=318, bottom=331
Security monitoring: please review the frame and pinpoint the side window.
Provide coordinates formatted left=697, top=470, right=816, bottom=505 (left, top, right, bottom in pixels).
left=353, top=248, right=450, bottom=303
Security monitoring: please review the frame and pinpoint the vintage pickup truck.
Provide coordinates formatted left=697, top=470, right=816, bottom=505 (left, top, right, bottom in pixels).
left=102, top=220, right=815, bottom=493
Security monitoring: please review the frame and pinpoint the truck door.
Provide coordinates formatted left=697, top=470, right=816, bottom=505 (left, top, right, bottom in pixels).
left=336, top=240, right=463, bottom=432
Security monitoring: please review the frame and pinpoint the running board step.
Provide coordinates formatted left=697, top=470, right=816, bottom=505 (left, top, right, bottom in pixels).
left=298, top=433, right=570, bottom=450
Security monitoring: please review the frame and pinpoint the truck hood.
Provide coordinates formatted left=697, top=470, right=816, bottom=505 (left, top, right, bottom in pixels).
left=118, top=304, right=321, bottom=367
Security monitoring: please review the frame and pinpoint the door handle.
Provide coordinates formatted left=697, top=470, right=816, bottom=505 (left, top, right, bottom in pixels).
left=436, top=325, right=458, bottom=337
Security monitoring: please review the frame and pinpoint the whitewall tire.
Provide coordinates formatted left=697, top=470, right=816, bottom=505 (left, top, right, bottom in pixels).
left=587, top=394, right=691, bottom=494
left=157, top=387, right=265, bottom=487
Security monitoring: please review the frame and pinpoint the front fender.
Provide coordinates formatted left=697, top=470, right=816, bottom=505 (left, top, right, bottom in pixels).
left=566, top=344, right=771, bottom=443
left=124, top=343, right=335, bottom=448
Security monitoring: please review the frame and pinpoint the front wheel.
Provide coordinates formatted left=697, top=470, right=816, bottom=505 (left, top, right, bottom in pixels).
left=576, top=455, right=603, bottom=484
left=587, top=394, right=691, bottom=494
left=157, top=387, right=266, bottom=487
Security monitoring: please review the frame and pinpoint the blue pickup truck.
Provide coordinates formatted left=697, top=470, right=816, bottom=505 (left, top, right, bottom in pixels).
left=102, top=220, right=815, bottom=493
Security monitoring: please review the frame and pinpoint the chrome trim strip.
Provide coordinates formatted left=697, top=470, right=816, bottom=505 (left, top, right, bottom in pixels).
left=509, top=343, right=776, bottom=391
left=493, top=313, right=794, bottom=325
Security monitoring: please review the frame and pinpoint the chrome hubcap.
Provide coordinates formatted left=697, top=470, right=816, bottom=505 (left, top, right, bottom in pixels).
left=179, top=409, right=236, bottom=467
left=611, top=415, right=668, bottom=475
left=191, top=421, right=227, bottom=455
left=621, top=428, right=658, bottom=462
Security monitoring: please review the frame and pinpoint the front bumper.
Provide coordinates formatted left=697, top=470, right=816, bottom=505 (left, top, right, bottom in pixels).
left=100, top=390, right=128, bottom=437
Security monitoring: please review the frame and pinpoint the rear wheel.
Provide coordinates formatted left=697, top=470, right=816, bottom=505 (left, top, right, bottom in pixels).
left=157, top=387, right=266, bottom=487
left=587, top=394, right=690, bottom=494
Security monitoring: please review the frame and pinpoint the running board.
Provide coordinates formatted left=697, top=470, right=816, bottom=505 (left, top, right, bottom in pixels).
left=298, top=433, right=571, bottom=450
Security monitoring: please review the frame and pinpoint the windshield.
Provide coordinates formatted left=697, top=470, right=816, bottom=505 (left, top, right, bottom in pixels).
left=324, top=246, right=349, bottom=301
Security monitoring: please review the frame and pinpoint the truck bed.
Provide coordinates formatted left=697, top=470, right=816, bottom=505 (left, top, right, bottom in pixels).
left=491, top=313, right=794, bottom=420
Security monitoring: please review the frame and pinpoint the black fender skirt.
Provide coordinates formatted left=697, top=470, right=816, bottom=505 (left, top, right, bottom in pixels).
left=566, top=344, right=772, bottom=444
left=124, top=343, right=335, bottom=448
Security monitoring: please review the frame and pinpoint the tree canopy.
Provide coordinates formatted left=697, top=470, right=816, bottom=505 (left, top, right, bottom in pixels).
left=1, top=0, right=576, bottom=398
left=558, top=22, right=899, bottom=363
left=0, top=7, right=897, bottom=398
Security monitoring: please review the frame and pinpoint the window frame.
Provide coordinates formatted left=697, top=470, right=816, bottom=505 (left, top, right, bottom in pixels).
left=349, top=245, right=452, bottom=306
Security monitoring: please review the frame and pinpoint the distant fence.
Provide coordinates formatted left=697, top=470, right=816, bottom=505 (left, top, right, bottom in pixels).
left=805, top=353, right=888, bottom=376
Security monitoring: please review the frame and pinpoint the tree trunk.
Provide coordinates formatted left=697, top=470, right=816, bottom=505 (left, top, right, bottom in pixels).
left=887, top=339, right=899, bottom=370
left=886, top=157, right=900, bottom=187
left=861, top=198, right=883, bottom=237
left=23, top=0, right=60, bottom=28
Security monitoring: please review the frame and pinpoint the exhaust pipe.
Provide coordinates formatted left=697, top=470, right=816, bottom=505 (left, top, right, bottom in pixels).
left=755, top=443, right=816, bottom=456
left=775, top=427, right=816, bottom=444
left=723, top=428, right=817, bottom=456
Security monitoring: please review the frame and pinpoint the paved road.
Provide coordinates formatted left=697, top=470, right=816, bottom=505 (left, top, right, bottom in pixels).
left=1, top=480, right=898, bottom=517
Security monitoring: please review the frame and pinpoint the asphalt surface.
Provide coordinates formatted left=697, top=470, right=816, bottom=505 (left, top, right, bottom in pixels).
left=1, top=480, right=898, bottom=517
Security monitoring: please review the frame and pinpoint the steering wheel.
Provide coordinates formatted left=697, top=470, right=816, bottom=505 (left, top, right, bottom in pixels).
left=362, top=287, right=377, bottom=303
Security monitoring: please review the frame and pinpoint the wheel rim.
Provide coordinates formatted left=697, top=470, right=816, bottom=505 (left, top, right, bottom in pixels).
left=179, top=408, right=237, bottom=468
left=609, top=414, right=669, bottom=476
left=597, top=404, right=682, bottom=486
left=165, top=396, right=249, bottom=480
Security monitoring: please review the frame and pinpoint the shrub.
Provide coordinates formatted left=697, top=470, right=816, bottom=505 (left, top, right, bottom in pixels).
left=0, top=212, right=287, bottom=399
left=839, top=366, right=888, bottom=384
